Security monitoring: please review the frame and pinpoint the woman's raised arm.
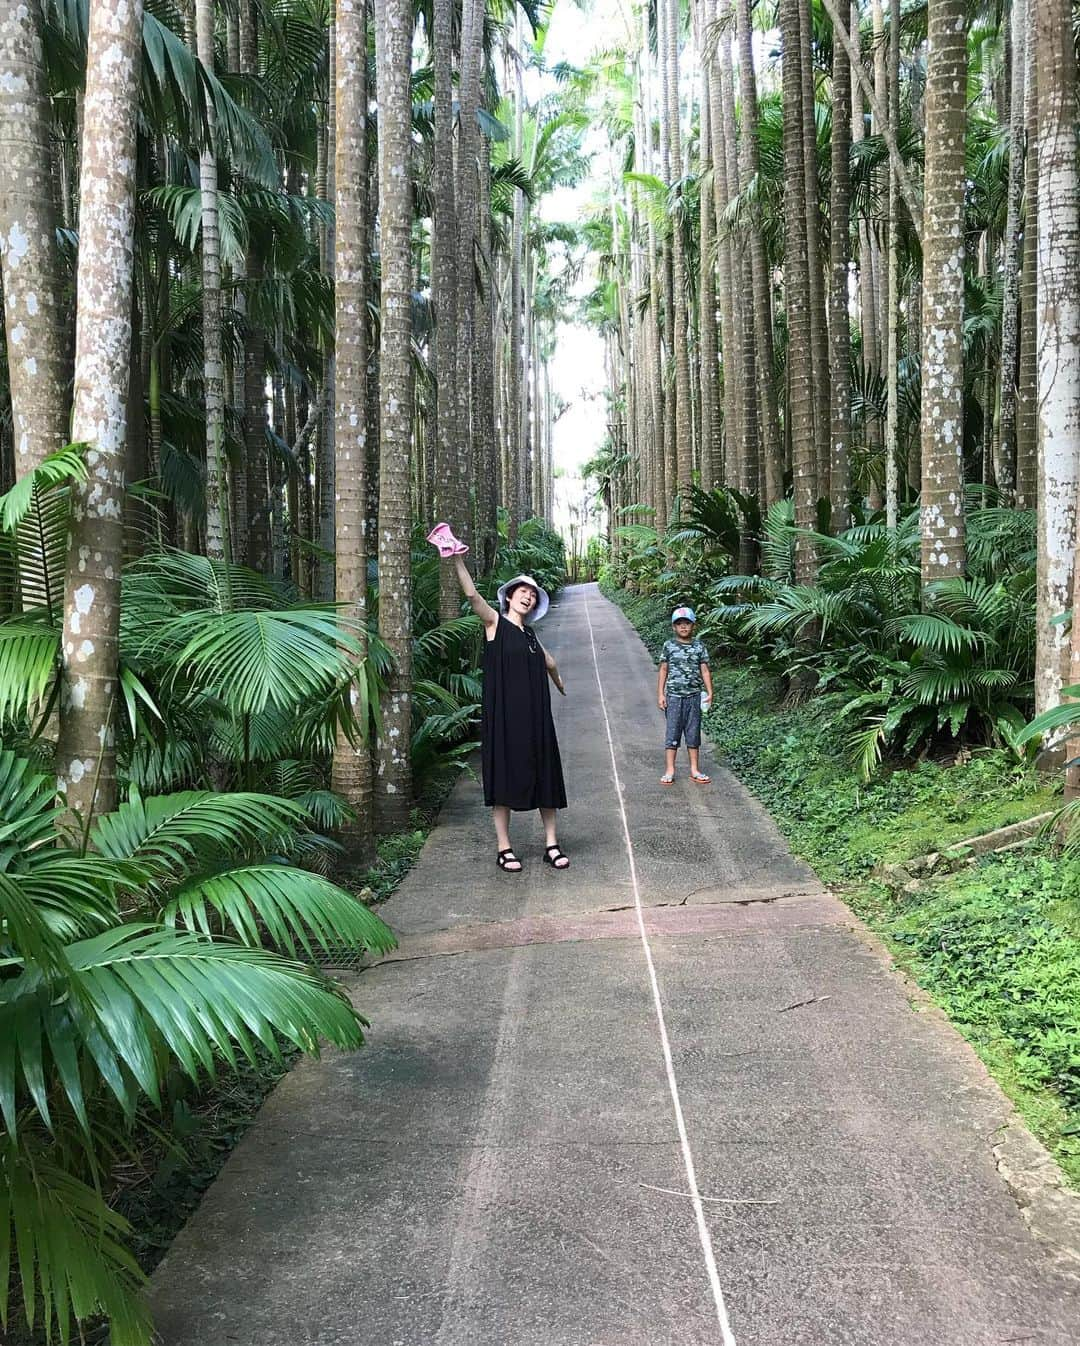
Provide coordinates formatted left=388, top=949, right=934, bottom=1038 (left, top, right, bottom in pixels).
left=452, top=555, right=499, bottom=632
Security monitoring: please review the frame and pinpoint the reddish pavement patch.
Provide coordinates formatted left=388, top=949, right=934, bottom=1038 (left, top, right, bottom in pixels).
left=378, top=892, right=845, bottom=963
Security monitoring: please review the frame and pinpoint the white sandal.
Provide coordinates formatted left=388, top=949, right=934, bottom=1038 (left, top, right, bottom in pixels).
left=660, top=772, right=675, bottom=785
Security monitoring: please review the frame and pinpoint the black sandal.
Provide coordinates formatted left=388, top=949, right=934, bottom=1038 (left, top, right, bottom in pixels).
left=543, top=845, right=570, bottom=870
left=497, top=848, right=523, bottom=873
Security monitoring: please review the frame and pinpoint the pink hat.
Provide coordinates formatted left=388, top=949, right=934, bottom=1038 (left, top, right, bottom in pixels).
left=426, top=522, right=469, bottom=557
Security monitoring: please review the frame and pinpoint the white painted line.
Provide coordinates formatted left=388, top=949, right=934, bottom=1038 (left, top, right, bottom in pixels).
left=582, top=592, right=737, bottom=1346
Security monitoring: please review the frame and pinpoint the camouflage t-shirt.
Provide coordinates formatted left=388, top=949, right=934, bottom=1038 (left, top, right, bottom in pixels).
left=660, top=637, right=709, bottom=696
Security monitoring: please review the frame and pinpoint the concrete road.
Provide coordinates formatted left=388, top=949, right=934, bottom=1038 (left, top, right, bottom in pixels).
left=149, top=583, right=1080, bottom=1345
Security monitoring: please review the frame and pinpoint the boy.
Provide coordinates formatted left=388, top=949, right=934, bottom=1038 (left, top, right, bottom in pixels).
left=657, top=606, right=713, bottom=785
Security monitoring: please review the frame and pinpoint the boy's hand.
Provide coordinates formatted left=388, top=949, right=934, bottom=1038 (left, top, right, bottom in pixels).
left=702, top=694, right=711, bottom=709
left=555, top=677, right=566, bottom=696
left=658, top=694, right=667, bottom=711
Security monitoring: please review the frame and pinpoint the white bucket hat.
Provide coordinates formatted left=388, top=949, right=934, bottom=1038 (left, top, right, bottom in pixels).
left=497, top=573, right=550, bottom=623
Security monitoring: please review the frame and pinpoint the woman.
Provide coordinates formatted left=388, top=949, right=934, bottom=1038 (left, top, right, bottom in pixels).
left=449, top=551, right=569, bottom=873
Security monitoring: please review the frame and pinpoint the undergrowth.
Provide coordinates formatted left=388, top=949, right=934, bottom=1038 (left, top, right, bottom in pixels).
left=606, top=584, right=1080, bottom=1186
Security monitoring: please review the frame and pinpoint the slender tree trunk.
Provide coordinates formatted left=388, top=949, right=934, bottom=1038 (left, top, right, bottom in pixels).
left=456, top=0, right=484, bottom=548
left=331, top=0, right=374, bottom=858
left=736, top=0, right=782, bottom=504
left=995, top=0, right=1027, bottom=501
left=1036, top=0, right=1080, bottom=721
left=1015, top=0, right=1038, bottom=509
left=713, top=0, right=739, bottom=490
left=884, top=0, right=900, bottom=529
left=919, top=0, right=967, bottom=587
left=0, top=0, right=71, bottom=618
left=799, top=0, right=830, bottom=492
left=317, top=17, right=337, bottom=601
left=664, top=0, right=693, bottom=497
left=782, top=0, right=816, bottom=580
left=0, top=0, right=68, bottom=487
left=373, top=0, right=415, bottom=828
left=697, top=0, right=719, bottom=493
left=829, top=4, right=853, bottom=529
left=476, top=135, right=499, bottom=569
left=432, top=0, right=460, bottom=618
left=56, top=0, right=143, bottom=823
left=197, top=0, right=231, bottom=564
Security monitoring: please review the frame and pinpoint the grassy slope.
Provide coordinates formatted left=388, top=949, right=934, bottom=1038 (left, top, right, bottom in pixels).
left=606, top=586, right=1080, bottom=1186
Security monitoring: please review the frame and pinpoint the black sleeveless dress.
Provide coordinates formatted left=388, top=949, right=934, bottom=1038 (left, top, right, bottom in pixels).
left=482, top=615, right=567, bottom=811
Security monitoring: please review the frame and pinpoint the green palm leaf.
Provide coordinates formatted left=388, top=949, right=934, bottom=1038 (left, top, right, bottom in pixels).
left=0, top=446, right=87, bottom=533
left=0, top=624, right=60, bottom=727
left=144, top=607, right=361, bottom=714
left=0, top=1140, right=151, bottom=1346
left=164, top=866, right=396, bottom=959
left=0, top=926, right=366, bottom=1134
left=892, top=613, right=985, bottom=653
left=90, top=792, right=309, bottom=881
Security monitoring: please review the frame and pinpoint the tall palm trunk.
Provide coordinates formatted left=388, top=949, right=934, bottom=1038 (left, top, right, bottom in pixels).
left=331, top=0, right=374, bottom=859
left=456, top=0, right=484, bottom=546
left=373, top=0, right=415, bottom=829
left=829, top=4, right=853, bottom=529
left=1, top=0, right=71, bottom=619
left=55, top=0, right=143, bottom=823
left=432, top=0, right=460, bottom=619
left=641, top=50, right=667, bottom=529
left=798, top=0, right=830, bottom=491
left=781, top=0, right=816, bottom=580
left=0, top=0, right=68, bottom=487
left=664, top=0, right=693, bottom=497
left=1015, top=0, right=1038, bottom=509
left=736, top=0, right=782, bottom=503
left=196, top=0, right=230, bottom=563
left=317, top=18, right=337, bottom=601
left=712, top=0, right=739, bottom=490
left=995, top=0, right=1027, bottom=501
left=918, top=0, right=967, bottom=587
left=697, top=0, right=719, bottom=491
left=1035, top=0, right=1079, bottom=719
left=884, top=0, right=900, bottom=528
left=475, top=135, right=499, bottom=570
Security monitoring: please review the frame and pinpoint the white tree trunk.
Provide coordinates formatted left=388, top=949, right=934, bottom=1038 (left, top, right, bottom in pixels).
left=1035, top=0, right=1080, bottom=717
left=55, top=0, right=143, bottom=824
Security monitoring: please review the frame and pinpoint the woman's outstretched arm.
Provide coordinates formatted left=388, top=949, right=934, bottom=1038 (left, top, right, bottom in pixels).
left=537, top=641, right=566, bottom=695
left=452, top=554, right=499, bottom=633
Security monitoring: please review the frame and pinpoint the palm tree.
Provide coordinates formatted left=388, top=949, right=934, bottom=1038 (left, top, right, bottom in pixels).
left=697, top=0, right=719, bottom=491
left=781, top=0, right=816, bottom=581
left=918, top=0, right=967, bottom=587
left=373, top=0, right=416, bottom=828
left=735, top=0, right=782, bottom=504
left=798, top=0, right=830, bottom=489
left=330, top=0, right=374, bottom=859
left=1035, top=0, right=1079, bottom=719
left=54, top=0, right=145, bottom=824
left=1016, top=0, right=1038, bottom=509
left=456, top=0, right=485, bottom=548
left=829, top=0, right=853, bottom=529
left=0, top=0, right=68, bottom=488
left=432, top=0, right=460, bottom=619
left=664, top=0, right=693, bottom=495
left=995, top=0, right=1027, bottom=500
left=196, top=0, right=230, bottom=563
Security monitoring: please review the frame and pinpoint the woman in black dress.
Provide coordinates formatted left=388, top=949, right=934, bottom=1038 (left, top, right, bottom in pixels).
left=450, top=553, right=569, bottom=873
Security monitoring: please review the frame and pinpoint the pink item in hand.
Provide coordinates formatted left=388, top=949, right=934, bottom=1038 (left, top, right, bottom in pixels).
left=426, top=522, right=469, bottom=557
